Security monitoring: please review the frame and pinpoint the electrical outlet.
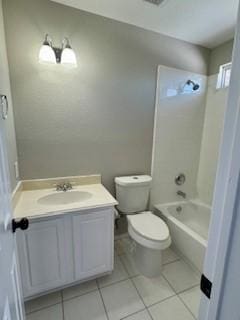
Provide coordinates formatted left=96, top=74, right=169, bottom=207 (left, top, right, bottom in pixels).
left=14, top=161, right=19, bottom=180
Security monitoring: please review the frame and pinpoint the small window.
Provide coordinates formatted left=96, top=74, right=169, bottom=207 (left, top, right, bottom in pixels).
left=216, top=62, right=232, bottom=89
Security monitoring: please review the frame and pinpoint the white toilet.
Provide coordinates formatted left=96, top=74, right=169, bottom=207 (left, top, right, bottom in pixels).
left=115, top=175, right=171, bottom=278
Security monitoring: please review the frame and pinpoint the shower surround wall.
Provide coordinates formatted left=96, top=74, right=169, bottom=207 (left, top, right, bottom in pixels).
left=197, top=40, right=232, bottom=205
left=151, top=65, right=230, bottom=207
left=197, top=75, right=229, bottom=205
left=151, top=66, right=207, bottom=206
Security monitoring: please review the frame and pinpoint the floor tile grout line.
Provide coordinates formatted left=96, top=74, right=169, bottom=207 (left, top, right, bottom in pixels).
left=96, top=279, right=109, bottom=320
left=177, top=283, right=201, bottom=320
left=129, top=274, right=140, bottom=280
left=98, top=288, right=110, bottom=320
left=96, top=276, right=101, bottom=289
left=99, top=274, right=148, bottom=320
left=175, top=257, right=202, bottom=278
left=26, top=286, right=101, bottom=315
left=119, top=307, right=147, bottom=320
left=129, top=276, right=154, bottom=320
left=129, top=277, right=147, bottom=307
left=62, top=303, right=65, bottom=320
left=162, top=257, right=182, bottom=266
left=145, top=307, right=154, bottom=319
left=96, top=254, right=131, bottom=289
left=161, top=272, right=179, bottom=295
left=144, top=290, right=198, bottom=319
left=177, top=293, right=197, bottom=320
left=98, top=276, right=130, bottom=290
left=62, top=287, right=99, bottom=303
left=146, top=293, right=177, bottom=309
left=61, top=291, right=66, bottom=320
left=161, top=271, right=200, bottom=296
left=128, top=268, right=177, bottom=309
left=177, top=283, right=201, bottom=295
left=25, top=302, right=62, bottom=315
left=161, top=273, right=199, bottom=319
left=98, top=271, right=179, bottom=317
left=62, top=287, right=111, bottom=320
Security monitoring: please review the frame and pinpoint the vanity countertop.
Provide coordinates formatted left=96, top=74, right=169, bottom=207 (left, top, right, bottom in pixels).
left=14, top=183, right=118, bottom=220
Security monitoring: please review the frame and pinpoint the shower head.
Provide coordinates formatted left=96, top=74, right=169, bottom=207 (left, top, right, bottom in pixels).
left=186, top=80, right=200, bottom=91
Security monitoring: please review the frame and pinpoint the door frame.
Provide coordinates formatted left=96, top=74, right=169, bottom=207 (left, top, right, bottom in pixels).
left=199, top=2, right=240, bottom=319
left=0, top=0, right=25, bottom=318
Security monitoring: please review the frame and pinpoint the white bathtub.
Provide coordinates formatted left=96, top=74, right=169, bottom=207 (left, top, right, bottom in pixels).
left=155, top=200, right=211, bottom=272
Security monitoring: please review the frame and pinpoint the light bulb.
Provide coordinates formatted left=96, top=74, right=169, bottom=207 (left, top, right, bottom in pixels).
left=61, top=47, right=77, bottom=66
left=39, top=44, right=56, bottom=64
left=39, top=35, right=56, bottom=64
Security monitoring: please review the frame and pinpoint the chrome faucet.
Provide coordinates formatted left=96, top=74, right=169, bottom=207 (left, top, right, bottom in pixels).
left=177, top=190, right=186, bottom=199
left=56, top=182, right=73, bottom=192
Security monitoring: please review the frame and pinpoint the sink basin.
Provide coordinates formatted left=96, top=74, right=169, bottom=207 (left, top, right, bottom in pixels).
left=38, top=191, right=92, bottom=206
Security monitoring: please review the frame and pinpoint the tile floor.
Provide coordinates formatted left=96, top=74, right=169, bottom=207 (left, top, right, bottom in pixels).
left=25, top=236, right=201, bottom=320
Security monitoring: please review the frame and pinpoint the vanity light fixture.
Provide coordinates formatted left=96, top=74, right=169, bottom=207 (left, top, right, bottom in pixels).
left=39, top=34, right=77, bottom=66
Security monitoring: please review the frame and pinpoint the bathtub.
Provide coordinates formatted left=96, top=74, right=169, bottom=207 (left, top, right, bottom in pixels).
left=155, top=200, right=211, bottom=272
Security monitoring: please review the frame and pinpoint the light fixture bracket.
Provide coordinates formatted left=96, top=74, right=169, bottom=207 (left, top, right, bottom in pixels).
left=53, top=47, right=62, bottom=64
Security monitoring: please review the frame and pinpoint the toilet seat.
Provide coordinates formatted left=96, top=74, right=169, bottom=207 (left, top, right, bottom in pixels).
left=127, top=211, right=171, bottom=250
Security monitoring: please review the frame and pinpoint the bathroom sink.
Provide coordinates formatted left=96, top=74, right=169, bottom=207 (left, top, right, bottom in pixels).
left=38, top=191, right=93, bottom=206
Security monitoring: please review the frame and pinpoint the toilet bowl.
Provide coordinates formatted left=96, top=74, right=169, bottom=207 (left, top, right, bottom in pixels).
left=115, top=175, right=171, bottom=278
left=127, top=211, right=171, bottom=250
left=127, top=211, right=171, bottom=277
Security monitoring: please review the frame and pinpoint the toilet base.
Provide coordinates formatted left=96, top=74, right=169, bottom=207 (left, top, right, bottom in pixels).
left=134, top=242, right=162, bottom=278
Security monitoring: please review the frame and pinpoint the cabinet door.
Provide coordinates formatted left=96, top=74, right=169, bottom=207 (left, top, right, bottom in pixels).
left=17, top=217, right=69, bottom=298
left=72, top=209, right=114, bottom=280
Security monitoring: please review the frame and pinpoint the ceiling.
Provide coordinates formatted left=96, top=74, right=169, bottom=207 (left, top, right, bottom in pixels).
left=51, top=0, right=238, bottom=48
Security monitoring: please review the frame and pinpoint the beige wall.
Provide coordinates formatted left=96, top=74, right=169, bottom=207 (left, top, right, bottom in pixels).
left=0, top=0, right=18, bottom=191
left=208, top=39, right=234, bottom=75
left=3, top=0, right=209, bottom=193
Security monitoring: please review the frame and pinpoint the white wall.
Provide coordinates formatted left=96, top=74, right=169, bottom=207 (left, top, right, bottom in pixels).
left=151, top=65, right=207, bottom=206
left=0, top=0, right=18, bottom=191
left=197, top=74, right=229, bottom=205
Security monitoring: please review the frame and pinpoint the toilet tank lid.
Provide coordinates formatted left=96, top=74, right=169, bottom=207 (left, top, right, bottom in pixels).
left=115, top=175, right=152, bottom=187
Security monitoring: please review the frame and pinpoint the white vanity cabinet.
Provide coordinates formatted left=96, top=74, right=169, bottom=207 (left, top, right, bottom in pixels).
left=17, top=216, right=71, bottom=298
left=72, top=209, right=113, bottom=281
left=17, top=207, right=114, bottom=299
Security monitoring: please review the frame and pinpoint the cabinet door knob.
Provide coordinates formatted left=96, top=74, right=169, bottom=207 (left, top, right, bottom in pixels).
left=12, top=218, right=29, bottom=233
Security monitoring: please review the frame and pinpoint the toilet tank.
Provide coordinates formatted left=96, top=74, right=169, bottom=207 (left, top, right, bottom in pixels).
left=115, top=175, right=152, bottom=214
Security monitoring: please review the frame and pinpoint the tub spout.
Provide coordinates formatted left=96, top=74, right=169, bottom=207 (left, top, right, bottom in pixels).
left=177, top=190, right=186, bottom=199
